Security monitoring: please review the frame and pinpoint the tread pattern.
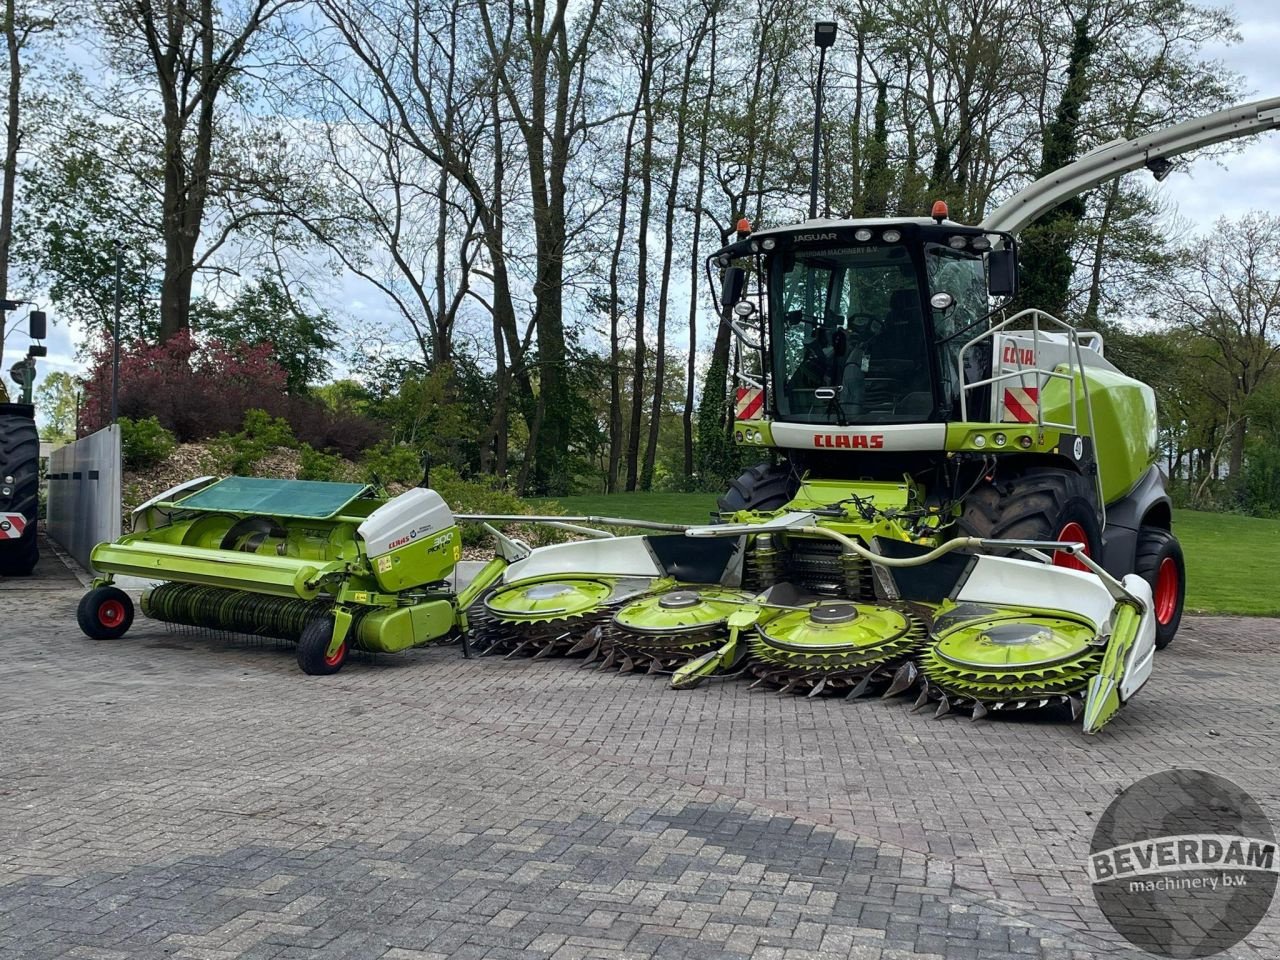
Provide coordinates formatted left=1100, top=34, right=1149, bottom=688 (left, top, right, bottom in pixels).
left=1134, top=527, right=1185, bottom=648
left=717, top=462, right=795, bottom=514
left=956, top=468, right=1100, bottom=550
left=0, top=412, right=40, bottom=576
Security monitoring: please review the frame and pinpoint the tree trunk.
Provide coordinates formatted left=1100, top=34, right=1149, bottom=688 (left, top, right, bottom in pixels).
left=0, top=0, right=19, bottom=376
left=625, top=12, right=656, bottom=492
left=607, top=98, right=642, bottom=493
left=683, top=14, right=716, bottom=480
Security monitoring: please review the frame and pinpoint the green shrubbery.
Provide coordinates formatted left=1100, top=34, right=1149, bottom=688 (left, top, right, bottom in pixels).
left=208, top=409, right=297, bottom=474
left=119, top=416, right=177, bottom=469
left=298, top=444, right=354, bottom=482
left=359, top=440, right=425, bottom=488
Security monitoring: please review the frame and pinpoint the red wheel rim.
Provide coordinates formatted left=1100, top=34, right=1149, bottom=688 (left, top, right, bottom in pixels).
left=323, top=641, right=347, bottom=668
left=1155, top=557, right=1179, bottom=625
left=1053, top=521, right=1091, bottom=571
left=98, top=599, right=126, bottom=628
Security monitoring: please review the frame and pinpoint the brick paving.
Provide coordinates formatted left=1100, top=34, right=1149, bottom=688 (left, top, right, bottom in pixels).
left=1, top=538, right=1277, bottom=959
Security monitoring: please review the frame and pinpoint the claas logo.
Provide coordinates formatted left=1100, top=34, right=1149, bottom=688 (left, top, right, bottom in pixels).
left=813, top=434, right=884, bottom=449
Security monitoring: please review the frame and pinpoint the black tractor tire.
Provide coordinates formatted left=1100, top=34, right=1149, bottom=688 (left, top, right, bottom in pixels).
left=717, top=462, right=796, bottom=515
left=0, top=407, right=40, bottom=577
left=77, top=586, right=135, bottom=640
left=956, top=467, right=1102, bottom=568
left=1134, top=527, right=1185, bottom=649
left=296, top=614, right=349, bottom=675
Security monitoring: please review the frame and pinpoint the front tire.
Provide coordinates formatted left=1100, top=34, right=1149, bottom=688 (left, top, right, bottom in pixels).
left=1134, top=527, right=1185, bottom=649
left=957, top=467, right=1102, bottom=569
left=717, top=462, right=795, bottom=515
left=0, top=406, right=40, bottom=577
left=296, top=615, right=349, bottom=675
left=78, top=586, right=135, bottom=640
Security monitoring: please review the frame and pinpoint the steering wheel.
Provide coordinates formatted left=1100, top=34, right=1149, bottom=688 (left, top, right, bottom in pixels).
left=845, top=312, right=883, bottom=344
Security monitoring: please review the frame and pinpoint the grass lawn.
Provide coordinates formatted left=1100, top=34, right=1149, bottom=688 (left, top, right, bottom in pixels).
left=535, top=494, right=1279, bottom=618
left=1174, top=509, right=1280, bottom=617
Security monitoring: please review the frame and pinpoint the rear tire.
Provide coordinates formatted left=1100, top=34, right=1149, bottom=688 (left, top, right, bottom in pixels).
left=1134, top=527, right=1184, bottom=649
left=0, top=407, right=40, bottom=577
left=717, top=462, right=795, bottom=515
left=957, top=468, right=1102, bottom=569
left=297, top=615, right=349, bottom=675
left=78, top=586, right=135, bottom=640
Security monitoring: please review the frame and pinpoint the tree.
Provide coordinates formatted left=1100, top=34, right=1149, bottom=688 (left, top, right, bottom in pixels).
left=87, top=0, right=303, bottom=341
left=191, top=276, right=336, bottom=392
left=1153, top=212, right=1280, bottom=480
left=36, top=370, right=78, bottom=440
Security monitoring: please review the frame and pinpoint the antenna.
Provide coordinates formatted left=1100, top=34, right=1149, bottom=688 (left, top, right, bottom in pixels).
left=809, top=21, right=837, bottom=220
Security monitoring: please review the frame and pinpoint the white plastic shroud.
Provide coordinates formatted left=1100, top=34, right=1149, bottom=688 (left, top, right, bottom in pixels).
left=358, top=487, right=456, bottom=559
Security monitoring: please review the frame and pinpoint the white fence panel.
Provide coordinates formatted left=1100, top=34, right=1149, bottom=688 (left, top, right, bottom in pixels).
left=46, top=425, right=121, bottom=574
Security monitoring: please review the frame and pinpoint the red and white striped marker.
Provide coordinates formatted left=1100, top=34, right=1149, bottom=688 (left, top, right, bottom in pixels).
left=735, top=386, right=764, bottom=421
left=1002, top=387, right=1039, bottom=424
left=0, top=513, right=27, bottom=539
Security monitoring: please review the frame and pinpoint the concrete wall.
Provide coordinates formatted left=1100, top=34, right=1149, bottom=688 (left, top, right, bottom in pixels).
left=46, top=425, right=122, bottom=574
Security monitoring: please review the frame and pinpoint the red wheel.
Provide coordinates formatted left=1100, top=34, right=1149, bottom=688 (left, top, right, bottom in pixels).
left=297, top=615, right=349, bottom=675
left=77, top=586, right=135, bottom=640
left=1053, top=520, right=1093, bottom=571
left=1135, top=527, right=1185, bottom=649
left=1155, top=558, right=1180, bottom=624
left=323, top=639, right=348, bottom=668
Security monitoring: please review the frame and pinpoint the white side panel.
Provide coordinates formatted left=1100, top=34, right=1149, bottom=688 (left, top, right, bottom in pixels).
left=955, top=555, right=1115, bottom=630
left=358, top=488, right=455, bottom=558
left=504, top=536, right=662, bottom=583
left=770, top=422, right=947, bottom=452
left=132, top=475, right=218, bottom=533
left=1119, top=573, right=1156, bottom=700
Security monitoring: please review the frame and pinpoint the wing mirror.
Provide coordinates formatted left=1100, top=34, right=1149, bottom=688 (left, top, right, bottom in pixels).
left=720, top=265, right=746, bottom=311
left=988, top=247, right=1018, bottom=297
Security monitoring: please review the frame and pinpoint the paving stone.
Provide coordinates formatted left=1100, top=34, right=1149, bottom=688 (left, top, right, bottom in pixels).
left=1, top=542, right=1276, bottom=958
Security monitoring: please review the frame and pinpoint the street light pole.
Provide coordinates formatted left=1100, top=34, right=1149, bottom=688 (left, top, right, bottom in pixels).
left=111, top=240, right=121, bottom=425
left=809, top=21, right=838, bottom=221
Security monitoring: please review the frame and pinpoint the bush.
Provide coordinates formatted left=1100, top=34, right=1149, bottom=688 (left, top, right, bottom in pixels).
left=119, top=416, right=177, bottom=469
left=298, top=444, right=353, bottom=482
left=360, top=440, right=425, bottom=489
left=208, top=409, right=297, bottom=474
left=81, top=331, right=288, bottom=440
left=286, top=396, right=385, bottom=458
left=430, top=466, right=563, bottom=546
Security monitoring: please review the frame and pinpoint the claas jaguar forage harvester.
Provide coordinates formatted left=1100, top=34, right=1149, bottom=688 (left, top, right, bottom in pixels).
left=75, top=89, right=1280, bottom=734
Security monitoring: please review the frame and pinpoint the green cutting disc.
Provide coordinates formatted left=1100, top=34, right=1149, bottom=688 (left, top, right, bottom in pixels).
left=484, top=578, right=616, bottom=622
left=613, top=588, right=749, bottom=633
left=933, top=617, right=1097, bottom=670
left=758, top=603, right=913, bottom=653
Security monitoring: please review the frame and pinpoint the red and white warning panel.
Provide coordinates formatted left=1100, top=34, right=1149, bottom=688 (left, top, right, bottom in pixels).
left=0, top=513, right=28, bottom=539
left=1002, top=387, right=1040, bottom=424
left=735, top=386, right=764, bottom=421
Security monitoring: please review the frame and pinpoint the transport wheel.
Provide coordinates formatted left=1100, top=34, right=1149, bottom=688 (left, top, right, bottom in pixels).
left=957, top=467, right=1102, bottom=569
left=296, top=615, right=349, bottom=675
left=1134, top=527, right=1185, bottom=649
left=717, top=462, right=796, bottom=514
left=77, top=586, right=135, bottom=640
left=0, top=405, right=40, bottom=577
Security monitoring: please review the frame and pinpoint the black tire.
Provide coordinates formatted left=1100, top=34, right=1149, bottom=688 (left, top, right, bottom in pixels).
left=77, top=586, right=135, bottom=640
left=0, top=408, right=40, bottom=577
left=957, top=467, right=1102, bottom=568
left=296, top=615, right=349, bottom=675
left=717, top=462, right=796, bottom=515
left=1134, top=527, right=1185, bottom=649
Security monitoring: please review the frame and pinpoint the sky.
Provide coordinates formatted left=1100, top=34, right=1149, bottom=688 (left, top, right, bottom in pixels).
left=7, top=0, right=1280, bottom=417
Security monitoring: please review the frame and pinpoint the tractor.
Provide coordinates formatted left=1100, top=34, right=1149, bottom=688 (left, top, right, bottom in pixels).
left=1, top=307, right=48, bottom=577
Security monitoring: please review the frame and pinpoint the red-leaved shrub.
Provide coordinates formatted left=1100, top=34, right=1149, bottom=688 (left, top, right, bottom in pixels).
left=82, top=332, right=288, bottom=441
left=82, top=332, right=387, bottom=457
